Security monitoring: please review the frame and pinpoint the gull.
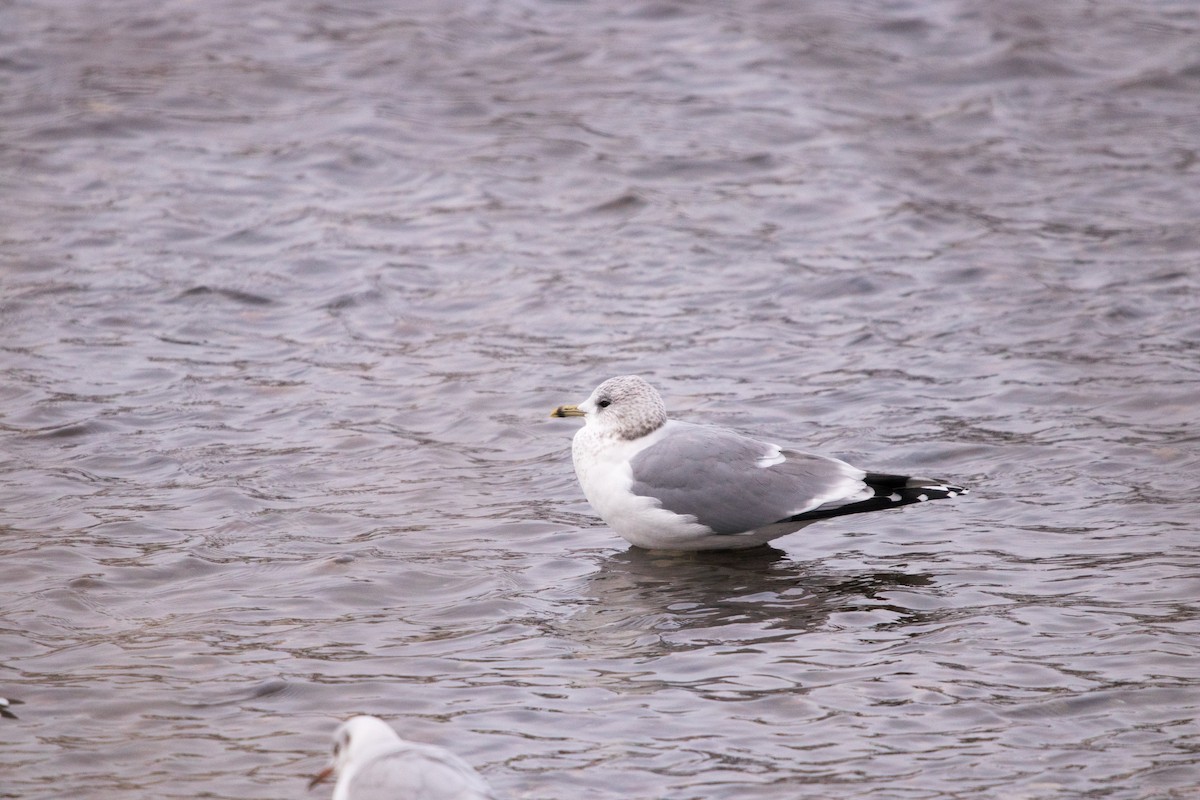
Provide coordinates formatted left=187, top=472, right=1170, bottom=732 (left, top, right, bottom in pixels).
left=551, top=375, right=966, bottom=551
left=0, top=696, right=23, bottom=720
left=309, top=716, right=498, bottom=800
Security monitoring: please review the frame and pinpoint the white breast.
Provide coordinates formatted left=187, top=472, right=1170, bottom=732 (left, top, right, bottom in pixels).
left=570, top=422, right=712, bottom=548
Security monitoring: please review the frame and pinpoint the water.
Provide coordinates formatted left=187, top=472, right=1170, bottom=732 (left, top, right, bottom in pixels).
left=2, top=1, right=1198, bottom=798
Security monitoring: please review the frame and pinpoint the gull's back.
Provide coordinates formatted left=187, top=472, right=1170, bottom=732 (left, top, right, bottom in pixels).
left=344, top=742, right=497, bottom=800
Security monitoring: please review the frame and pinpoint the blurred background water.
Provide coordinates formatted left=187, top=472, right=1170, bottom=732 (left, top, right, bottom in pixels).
left=2, top=1, right=1198, bottom=798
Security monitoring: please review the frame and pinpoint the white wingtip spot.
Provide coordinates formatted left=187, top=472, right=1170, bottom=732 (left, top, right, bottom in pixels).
left=756, top=445, right=786, bottom=468
left=917, top=493, right=929, bottom=502
left=888, top=493, right=902, bottom=502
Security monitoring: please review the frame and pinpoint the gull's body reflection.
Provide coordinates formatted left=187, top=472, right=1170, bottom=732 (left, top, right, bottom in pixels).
left=555, top=546, right=934, bottom=661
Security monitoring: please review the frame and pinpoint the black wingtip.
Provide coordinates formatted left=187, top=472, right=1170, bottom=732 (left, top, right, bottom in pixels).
left=779, top=475, right=967, bottom=524
left=0, top=700, right=20, bottom=720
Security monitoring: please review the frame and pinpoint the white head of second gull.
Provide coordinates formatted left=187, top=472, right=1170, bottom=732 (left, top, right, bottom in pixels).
left=309, top=715, right=497, bottom=800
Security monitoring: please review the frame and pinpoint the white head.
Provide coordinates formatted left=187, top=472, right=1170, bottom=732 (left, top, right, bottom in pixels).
left=309, top=715, right=402, bottom=792
left=552, top=375, right=668, bottom=440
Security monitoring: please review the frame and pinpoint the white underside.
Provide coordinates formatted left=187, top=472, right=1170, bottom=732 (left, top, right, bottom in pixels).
left=572, top=421, right=823, bottom=551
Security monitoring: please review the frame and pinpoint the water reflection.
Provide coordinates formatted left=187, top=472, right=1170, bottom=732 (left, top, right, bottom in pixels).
left=558, top=547, right=934, bottom=655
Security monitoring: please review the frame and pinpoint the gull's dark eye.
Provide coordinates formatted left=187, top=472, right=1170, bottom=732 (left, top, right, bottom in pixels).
left=597, top=399, right=611, bottom=408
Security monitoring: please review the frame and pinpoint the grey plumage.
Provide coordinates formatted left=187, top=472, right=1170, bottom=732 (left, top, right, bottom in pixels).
left=629, top=422, right=863, bottom=535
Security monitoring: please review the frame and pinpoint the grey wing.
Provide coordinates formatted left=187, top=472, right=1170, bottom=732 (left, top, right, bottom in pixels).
left=628, top=422, right=867, bottom=535
left=350, top=747, right=497, bottom=800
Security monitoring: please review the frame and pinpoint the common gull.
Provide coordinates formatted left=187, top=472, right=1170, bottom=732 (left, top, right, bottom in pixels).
left=551, top=375, right=966, bottom=551
left=309, top=715, right=497, bottom=800
left=0, top=696, right=23, bottom=720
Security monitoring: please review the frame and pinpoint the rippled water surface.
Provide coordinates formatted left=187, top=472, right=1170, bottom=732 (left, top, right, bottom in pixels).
left=3, top=1, right=1199, bottom=798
